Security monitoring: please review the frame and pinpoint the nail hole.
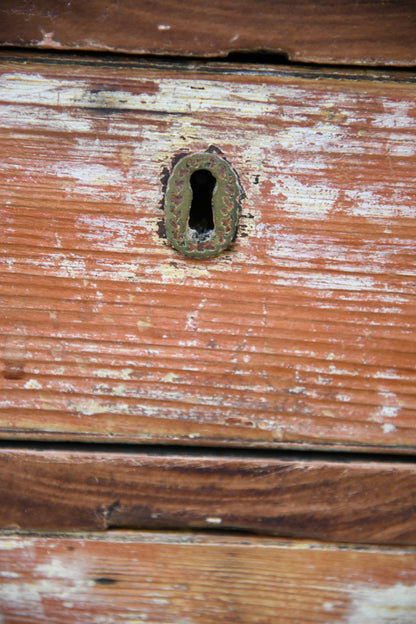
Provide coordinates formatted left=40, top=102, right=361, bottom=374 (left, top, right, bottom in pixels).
left=189, top=169, right=216, bottom=238
left=94, top=577, right=118, bottom=585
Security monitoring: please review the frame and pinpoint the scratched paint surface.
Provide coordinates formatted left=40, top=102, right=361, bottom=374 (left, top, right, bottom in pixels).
left=0, top=533, right=416, bottom=623
left=0, top=55, right=415, bottom=450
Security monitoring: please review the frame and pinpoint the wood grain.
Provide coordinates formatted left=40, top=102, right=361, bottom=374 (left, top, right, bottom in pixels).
left=0, top=53, right=416, bottom=451
left=1, top=447, right=416, bottom=544
left=1, top=532, right=416, bottom=623
left=1, top=0, right=416, bottom=67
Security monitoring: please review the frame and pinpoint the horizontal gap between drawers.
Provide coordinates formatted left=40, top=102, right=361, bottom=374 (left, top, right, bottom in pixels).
left=1, top=439, right=415, bottom=464
left=1, top=46, right=416, bottom=81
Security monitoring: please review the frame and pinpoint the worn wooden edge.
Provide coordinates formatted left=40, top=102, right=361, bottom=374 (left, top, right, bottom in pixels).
left=2, top=49, right=416, bottom=83
left=1, top=447, right=416, bottom=544
left=3, top=427, right=416, bottom=456
left=1, top=531, right=416, bottom=623
left=0, top=0, right=416, bottom=67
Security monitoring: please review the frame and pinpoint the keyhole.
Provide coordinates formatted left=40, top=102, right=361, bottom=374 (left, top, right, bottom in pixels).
left=164, top=151, right=242, bottom=258
left=189, top=169, right=216, bottom=236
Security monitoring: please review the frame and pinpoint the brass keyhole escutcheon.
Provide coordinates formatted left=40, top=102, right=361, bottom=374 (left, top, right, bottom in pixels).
left=164, top=152, right=243, bottom=258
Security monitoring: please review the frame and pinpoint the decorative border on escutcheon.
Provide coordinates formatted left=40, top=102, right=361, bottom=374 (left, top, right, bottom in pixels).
left=164, top=152, right=243, bottom=258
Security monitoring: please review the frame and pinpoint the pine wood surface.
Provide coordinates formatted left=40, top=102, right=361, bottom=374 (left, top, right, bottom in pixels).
left=0, top=53, right=416, bottom=451
left=1, top=532, right=416, bottom=623
left=1, top=0, right=416, bottom=67
left=1, top=447, right=416, bottom=544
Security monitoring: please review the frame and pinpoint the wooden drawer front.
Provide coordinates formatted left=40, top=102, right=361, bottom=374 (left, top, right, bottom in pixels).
left=0, top=54, right=415, bottom=452
left=1, top=0, right=416, bottom=67
left=1, top=447, right=416, bottom=544
left=1, top=532, right=416, bottom=623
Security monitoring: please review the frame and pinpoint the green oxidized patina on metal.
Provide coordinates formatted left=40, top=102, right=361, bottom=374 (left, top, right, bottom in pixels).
left=164, top=152, right=242, bottom=258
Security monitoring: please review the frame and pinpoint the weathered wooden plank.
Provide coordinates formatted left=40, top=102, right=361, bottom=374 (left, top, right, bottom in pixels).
left=1, top=532, right=416, bottom=623
left=0, top=448, right=415, bottom=544
left=0, top=54, right=416, bottom=451
left=0, top=0, right=416, bottom=67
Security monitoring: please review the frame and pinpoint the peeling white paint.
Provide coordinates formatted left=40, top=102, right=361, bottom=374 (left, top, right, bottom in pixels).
left=151, top=598, right=169, bottom=605
left=77, top=214, right=136, bottom=249
left=95, top=368, right=133, bottom=380
left=24, top=379, right=42, bottom=390
left=55, top=164, right=124, bottom=188
left=260, top=225, right=405, bottom=277
left=161, top=373, right=178, bottom=383
left=272, top=175, right=340, bottom=219
left=0, top=571, right=20, bottom=579
left=0, top=72, right=309, bottom=117
left=0, top=104, right=92, bottom=133
left=379, top=404, right=400, bottom=419
left=55, top=256, right=87, bottom=280
left=0, top=556, right=93, bottom=616
left=0, top=73, right=86, bottom=104
left=377, top=391, right=400, bottom=420
left=374, top=370, right=401, bottom=380
left=344, top=188, right=415, bottom=219
left=277, top=123, right=350, bottom=154
left=343, top=583, right=416, bottom=624
left=0, top=539, right=35, bottom=550
left=69, top=398, right=129, bottom=416
left=137, top=318, right=152, bottom=331
left=151, top=262, right=211, bottom=284
left=372, top=100, right=416, bottom=130
left=0, top=583, right=44, bottom=619
left=36, top=557, right=81, bottom=580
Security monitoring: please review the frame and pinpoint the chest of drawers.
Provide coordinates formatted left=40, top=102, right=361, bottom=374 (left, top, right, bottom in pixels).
left=1, top=2, right=416, bottom=622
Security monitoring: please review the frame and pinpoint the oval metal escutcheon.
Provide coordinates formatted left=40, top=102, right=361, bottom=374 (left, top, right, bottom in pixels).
left=164, top=152, right=243, bottom=258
